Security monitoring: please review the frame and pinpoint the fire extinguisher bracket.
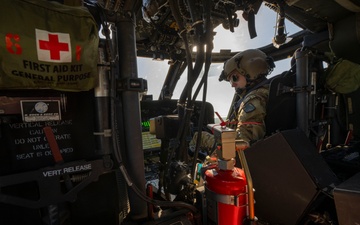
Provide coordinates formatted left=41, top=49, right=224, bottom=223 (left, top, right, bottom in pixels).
left=205, top=186, right=248, bottom=207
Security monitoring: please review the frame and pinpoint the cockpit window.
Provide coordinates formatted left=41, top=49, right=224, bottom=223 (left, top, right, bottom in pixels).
left=138, top=4, right=302, bottom=119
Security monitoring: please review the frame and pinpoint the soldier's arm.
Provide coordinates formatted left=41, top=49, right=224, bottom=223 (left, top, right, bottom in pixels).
left=235, top=94, right=267, bottom=149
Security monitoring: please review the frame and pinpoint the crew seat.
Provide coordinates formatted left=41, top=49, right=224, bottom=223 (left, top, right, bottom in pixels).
left=265, top=70, right=297, bottom=136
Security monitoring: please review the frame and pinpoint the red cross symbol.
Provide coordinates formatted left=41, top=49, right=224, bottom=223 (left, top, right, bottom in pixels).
left=38, top=34, right=69, bottom=60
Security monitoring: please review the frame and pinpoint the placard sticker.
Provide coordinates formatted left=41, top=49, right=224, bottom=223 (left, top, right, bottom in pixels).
left=21, top=100, right=61, bottom=122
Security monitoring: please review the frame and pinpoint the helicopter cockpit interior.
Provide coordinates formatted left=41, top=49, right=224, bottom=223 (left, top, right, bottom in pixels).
left=1, top=0, right=360, bottom=225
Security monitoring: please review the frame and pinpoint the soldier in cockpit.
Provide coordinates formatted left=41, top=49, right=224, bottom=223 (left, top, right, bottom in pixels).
left=190, top=49, right=275, bottom=151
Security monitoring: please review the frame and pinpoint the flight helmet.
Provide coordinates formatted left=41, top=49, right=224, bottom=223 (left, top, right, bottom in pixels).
left=220, top=49, right=275, bottom=82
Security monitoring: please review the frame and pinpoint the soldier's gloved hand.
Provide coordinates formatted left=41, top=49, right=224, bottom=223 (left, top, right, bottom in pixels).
left=235, top=140, right=249, bottom=151
left=189, top=131, right=215, bottom=149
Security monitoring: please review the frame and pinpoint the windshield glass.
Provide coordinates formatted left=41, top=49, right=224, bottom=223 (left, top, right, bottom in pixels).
left=138, top=4, right=302, bottom=119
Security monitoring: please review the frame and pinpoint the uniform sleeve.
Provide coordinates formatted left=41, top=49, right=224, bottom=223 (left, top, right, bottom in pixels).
left=189, top=131, right=215, bottom=149
left=236, top=88, right=268, bottom=145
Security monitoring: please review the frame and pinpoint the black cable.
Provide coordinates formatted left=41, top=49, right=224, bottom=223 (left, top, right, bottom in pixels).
left=97, top=5, right=199, bottom=215
left=167, top=0, right=202, bottom=163
left=247, top=9, right=257, bottom=39
left=190, top=0, right=214, bottom=178
left=119, top=164, right=198, bottom=212
left=273, top=3, right=286, bottom=45
left=224, top=3, right=235, bottom=32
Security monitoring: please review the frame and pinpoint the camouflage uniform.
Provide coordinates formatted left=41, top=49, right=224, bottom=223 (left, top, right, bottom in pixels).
left=190, top=49, right=274, bottom=151
left=189, top=85, right=268, bottom=151
left=231, top=85, right=269, bottom=148
left=189, top=130, right=215, bottom=150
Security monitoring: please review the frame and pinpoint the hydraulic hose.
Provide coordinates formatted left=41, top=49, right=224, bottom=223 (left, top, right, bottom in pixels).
left=247, top=9, right=257, bottom=39
left=224, top=3, right=235, bottom=32
left=191, top=0, right=214, bottom=178
left=119, top=164, right=198, bottom=213
left=277, top=4, right=286, bottom=39
left=168, top=0, right=192, bottom=116
left=179, top=0, right=207, bottom=156
left=109, top=69, right=198, bottom=214
left=273, top=3, right=286, bottom=45
left=99, top=7, right=199, bottom=215
left=176, top=43, right=205, bottom=161
left=167, top=0, right=202, bottom=162
left=108, top=48, right=199, bottom=217
left=179, top=0, right=205, bottom=103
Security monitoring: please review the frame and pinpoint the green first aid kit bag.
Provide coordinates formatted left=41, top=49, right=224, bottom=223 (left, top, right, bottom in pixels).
left=0, top=0, right=99, bottom=91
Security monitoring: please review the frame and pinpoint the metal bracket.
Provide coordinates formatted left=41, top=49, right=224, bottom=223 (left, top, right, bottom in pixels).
left=94, top=129, right=112, bottom=137
left=205, top=186, right=247, bottom=207
left=278, top=83, right=313, bottom=95
left=117, top=77, right=148, bottom=92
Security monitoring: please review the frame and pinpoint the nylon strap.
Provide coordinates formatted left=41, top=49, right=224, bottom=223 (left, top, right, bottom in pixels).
left=43, top=126, right=64, bottom=163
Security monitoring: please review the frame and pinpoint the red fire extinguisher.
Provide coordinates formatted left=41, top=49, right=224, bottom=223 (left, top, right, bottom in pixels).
left=203, top=124, right=256, bottom=225
left=205, top=166, right=247, bottom=225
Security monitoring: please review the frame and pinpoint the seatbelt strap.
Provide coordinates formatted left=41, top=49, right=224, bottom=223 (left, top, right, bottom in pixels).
left=43, top=126, right=73, bottom=190
left=43, top=126, right=64, bottom=164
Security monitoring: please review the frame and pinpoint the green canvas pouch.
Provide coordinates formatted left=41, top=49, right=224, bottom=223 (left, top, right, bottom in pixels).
left=325, top=59, right=360, bottom=94
left=0, top=0, right=99, bottom=91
